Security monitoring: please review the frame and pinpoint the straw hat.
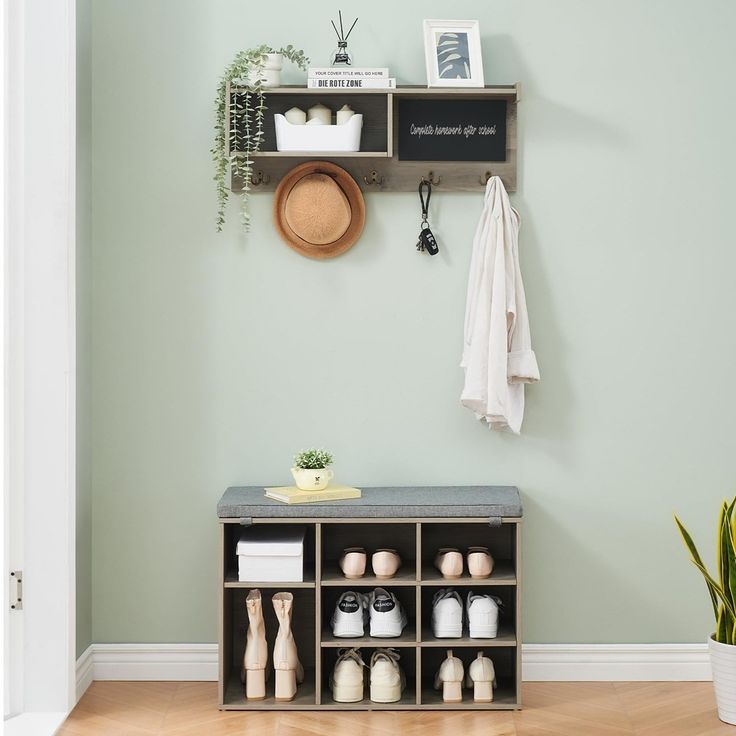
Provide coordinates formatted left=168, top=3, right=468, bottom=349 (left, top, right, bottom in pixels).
left=273, top=161, right=365, bottom=259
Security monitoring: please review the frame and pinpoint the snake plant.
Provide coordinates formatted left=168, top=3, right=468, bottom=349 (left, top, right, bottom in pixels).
left=675, top=497, right=736, bottom=644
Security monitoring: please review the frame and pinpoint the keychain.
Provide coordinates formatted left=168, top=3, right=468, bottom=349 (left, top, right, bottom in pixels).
left=416, top=178, right=439, bottom=256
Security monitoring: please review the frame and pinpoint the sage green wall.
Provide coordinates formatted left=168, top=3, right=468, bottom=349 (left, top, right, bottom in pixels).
left=89, top=0, right=736, bottom=645
left=76, top=0, right=92, bottom=659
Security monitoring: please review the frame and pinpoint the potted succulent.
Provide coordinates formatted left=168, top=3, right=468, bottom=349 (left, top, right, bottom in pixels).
left=676, top=498, right=736, bottom=724
left=292, top=449, right=334, bottom=491
left=212, top=44, right=308, bottom=232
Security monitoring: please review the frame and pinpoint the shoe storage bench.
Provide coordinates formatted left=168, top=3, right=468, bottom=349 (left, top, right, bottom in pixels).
left=217, top=486, right=522, bottom=711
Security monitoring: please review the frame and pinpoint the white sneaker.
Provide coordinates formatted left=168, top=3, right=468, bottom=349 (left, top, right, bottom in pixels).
left=466, top=591, right=501, bottom=638
left=368, top=588, right=407, bottom=638
left=330, top=648, right=366, bottom=702
left=331, top=591, right=368, bottom=638
left=431, top=588, right=463, bottom=638
left=370, top=648, right=405, bottom=703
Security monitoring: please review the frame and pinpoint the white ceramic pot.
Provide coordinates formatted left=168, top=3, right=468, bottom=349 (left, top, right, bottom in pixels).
left=709, top=635, right=736, bottom=724
left=291, top=467, right=333, bottom=491
left=247, top=53, right=283, bottom=88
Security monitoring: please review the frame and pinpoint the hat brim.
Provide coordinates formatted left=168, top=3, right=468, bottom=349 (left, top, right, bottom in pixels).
left=273, top=161, right=366, bottom=260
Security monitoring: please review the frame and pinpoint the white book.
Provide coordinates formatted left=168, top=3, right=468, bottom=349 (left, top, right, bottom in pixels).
left=307, top=77, right=396, bottom=89
left=308, top=67, right=389, bottom=78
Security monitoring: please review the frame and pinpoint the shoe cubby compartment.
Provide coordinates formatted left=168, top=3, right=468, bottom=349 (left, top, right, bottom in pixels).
left=420, top=647, right=517, bottom=710
left=222, top=521, right=317, bottom=586
left=321, top=647, right=418, bottom=708
left=420, top=585, right=517, bottom=646
left=420, top=521, right=517, bottom=585
left=321, top=585, right=417, bottom=645
left=218, top=487, right=522, bottom=710
left=221, top=586, right=316, bottom=708
left=320, top=522, right=417, bottom=585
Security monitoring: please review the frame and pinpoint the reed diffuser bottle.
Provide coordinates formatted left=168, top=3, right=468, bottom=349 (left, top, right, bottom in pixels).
left=329, top=11, right=358, bottom=67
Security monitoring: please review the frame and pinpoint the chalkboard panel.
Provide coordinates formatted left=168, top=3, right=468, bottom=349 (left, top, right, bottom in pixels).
left=398, top=99, right=507, bottom=162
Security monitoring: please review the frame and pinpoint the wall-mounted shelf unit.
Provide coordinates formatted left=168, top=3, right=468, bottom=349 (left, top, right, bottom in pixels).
left=217, top=486, right=522, bottom=712
left=227, top=84, right=519, bottom=193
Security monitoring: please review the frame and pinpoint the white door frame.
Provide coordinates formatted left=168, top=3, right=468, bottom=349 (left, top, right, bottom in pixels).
left=4, top=0, right=76, bottom=727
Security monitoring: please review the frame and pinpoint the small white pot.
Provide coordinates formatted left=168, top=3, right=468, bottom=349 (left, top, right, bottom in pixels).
left=247, top=53, right=283, bottom=88
left=291, top=467, right=333, bottom=491
left=709, top=635, right=736, bottom=724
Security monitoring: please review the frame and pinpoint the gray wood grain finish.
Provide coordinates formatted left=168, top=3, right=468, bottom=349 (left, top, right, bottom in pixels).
left=228, top=85, right=518, bottom=193
left=218, top=497, right=522, bottom=711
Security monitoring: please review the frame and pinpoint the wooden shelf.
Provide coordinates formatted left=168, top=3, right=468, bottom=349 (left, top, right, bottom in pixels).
left=219, top=515, right=521, bottom=711
left=224, top=571, right=315, bottom=588
left=223, top=668, right=316, bottom=709
left=321, top=627, right=417, bottom=647
left=420, top=624, right=516, bottom=647
left=420, top=560, right=516, bottom=586
left=232, top=84, right=519, bottom=99
left=321, top=564, right=417, bottom=586
left=420, top=683, right=519, bottom=710
left=227, top=83, right=519, bottom=193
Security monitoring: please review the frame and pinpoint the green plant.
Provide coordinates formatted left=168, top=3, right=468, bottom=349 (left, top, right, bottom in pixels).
left=675, top=498, right=736, bottom=644
left=294, top=449, right=333, bottom=470
left=212, top=44, right=309, bottom=231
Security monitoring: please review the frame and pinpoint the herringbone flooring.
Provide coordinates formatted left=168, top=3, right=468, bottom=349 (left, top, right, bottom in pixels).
left=57, top=681, right=735, bottom=735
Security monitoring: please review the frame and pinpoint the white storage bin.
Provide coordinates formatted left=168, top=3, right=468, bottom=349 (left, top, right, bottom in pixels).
left=274, top=113, right=363, bottom=152
left=237, top=526, right=305, bottom=582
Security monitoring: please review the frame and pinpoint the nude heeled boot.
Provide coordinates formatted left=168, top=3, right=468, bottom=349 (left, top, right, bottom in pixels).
left=242, top=589, right=268, bottom=700
left=272, top=592, right=304, bottom=701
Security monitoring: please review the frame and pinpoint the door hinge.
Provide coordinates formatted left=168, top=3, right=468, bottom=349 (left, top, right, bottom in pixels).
left=10, top=570, right=22, bottom=610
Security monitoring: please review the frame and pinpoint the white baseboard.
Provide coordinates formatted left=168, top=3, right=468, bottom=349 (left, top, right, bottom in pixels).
left=523, top=643, right=711, bottom=681
left=75, top=642, right=712, bottom=699
left=75, top=645, right=94, bottom=700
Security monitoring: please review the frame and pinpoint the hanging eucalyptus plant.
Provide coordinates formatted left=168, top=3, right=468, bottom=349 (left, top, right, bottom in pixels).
left=212, top=44, right=309, bottom=231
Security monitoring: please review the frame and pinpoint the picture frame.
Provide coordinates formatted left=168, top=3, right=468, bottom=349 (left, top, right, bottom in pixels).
left=423, top=19, right=485, bottom=88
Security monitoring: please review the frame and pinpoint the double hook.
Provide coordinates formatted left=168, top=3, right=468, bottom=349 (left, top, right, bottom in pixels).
left=250, top=170, right=270, bottom=186
left=363, top=170, right=384, bottom=186
left=421, top=171, right=441, bottom=186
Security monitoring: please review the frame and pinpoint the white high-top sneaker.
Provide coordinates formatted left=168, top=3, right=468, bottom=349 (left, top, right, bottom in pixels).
left=431, top=589, right=463, bottom=638
left=330, top=648, right=366, bottom=703
left=369, top=588, right=407, bottom=638
left=433, top=649, right=465, bottom=703
left=466, top=591, right=501, bottom=638
left=465, top=651, right=496, bottom=702
left=370, top=648, right=406, bottom=703
left=331, top=591, right=368, bottom=638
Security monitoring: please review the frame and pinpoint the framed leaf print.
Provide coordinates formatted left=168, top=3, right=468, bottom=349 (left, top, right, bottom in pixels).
left=423, top=19, right=484, bottom=88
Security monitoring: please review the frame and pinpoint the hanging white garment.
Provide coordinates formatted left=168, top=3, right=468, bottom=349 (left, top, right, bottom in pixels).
left=461, top=176, right=539, bottom=434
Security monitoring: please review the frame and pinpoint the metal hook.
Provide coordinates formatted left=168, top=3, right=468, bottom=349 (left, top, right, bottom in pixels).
left=250, top=170, right=270, bottom=186
left=480, top=171, right=492, bottom=185
left=422, top=171, right=441, bottom=186
left=363, top=170, right=384, bottom=186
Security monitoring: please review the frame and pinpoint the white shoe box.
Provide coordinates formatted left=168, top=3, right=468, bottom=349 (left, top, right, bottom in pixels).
left=237, top=526, right=305, bottom=582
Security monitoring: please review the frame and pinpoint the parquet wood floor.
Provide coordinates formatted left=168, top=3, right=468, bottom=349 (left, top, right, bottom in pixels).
left=57, top=681, right=735, bottom=736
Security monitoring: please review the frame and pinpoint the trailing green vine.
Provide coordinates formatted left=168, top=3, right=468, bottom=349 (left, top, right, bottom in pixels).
left=212, top=44, right=309, bottom=232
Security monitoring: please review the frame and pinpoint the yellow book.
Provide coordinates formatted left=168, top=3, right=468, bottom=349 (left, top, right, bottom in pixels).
left=264, top=485, right=362, bottom=505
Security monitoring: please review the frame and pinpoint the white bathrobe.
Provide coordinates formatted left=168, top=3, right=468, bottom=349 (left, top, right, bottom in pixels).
left=461, top=176, right=539, bottom=434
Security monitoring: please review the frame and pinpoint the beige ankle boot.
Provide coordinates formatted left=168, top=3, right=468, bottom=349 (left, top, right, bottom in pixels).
left=242, top=589, right=268, bottom=700
left=434, top=649, right=465, bottom=703
left=272, top=592, right=304, bottom=701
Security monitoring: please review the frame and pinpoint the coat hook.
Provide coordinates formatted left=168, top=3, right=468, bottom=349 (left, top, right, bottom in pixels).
left=363, top=170, right=384, bottom=186
left=424, top=171, right=441, bottom=186
left=250, top=170, right=270, bottom=186
left=480, top=171, right=492, bottom=185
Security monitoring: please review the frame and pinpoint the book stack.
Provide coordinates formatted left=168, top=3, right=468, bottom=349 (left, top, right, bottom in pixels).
left=307, top=67, right=396, bottom=90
